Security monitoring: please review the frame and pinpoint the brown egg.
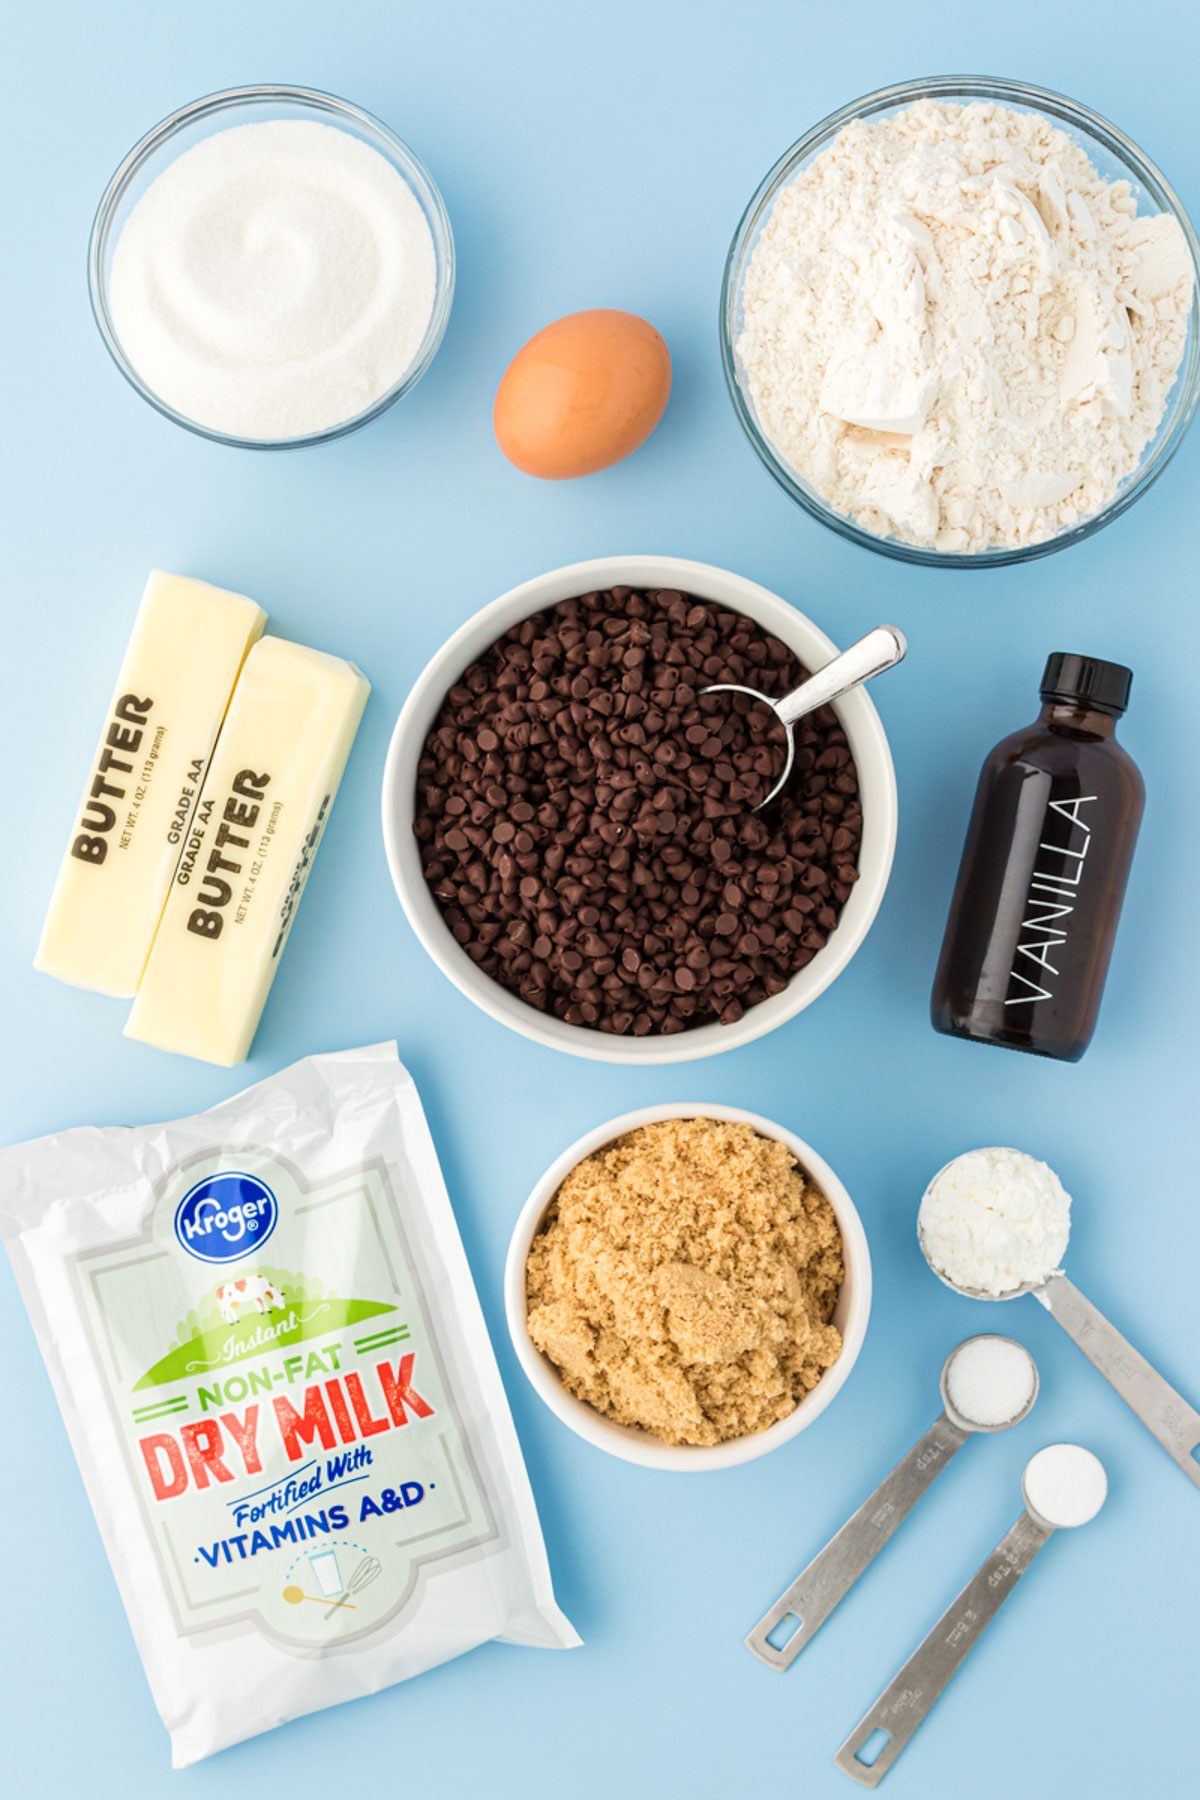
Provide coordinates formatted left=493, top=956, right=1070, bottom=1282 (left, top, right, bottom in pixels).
left=493, top=308, right=672, bottom=479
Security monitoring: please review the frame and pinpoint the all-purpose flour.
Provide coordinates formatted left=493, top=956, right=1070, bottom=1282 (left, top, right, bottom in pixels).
left=110, top=120, right=437, bottom=441
left=738, top=100, right=1193, bottom=552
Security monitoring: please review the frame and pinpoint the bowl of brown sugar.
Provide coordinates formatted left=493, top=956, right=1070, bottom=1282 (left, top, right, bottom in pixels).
left=381, top=555, right=898, bottom=1063
left=503, top=1105, right=872, bottom=1470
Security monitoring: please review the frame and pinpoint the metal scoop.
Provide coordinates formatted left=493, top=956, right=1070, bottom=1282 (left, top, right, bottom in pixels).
left=836, top=1445, right=1107, bottom=1786
left=919, top=1153, right=1200, bottom=1492
left=746, top=1335, right=1037, bottom=1671
left=700, top=625, right=907, bottom=810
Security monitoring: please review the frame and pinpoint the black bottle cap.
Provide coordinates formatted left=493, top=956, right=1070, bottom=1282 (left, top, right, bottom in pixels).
left=1041, top=652, right=1133, bottom=715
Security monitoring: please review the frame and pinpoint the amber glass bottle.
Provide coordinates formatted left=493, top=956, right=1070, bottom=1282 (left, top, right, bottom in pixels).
left=931, top=654, right=1144, bottom=1062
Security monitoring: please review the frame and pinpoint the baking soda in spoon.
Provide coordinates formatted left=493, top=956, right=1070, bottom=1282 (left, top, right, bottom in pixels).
left=919, top=1147, right=1200, bottom=1489
left=1022, top=1442, right=1108, bottom=1529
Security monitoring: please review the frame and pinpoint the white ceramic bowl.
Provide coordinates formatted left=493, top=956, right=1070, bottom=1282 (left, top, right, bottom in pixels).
left=503, top=1103, right=872, bottom=1471
left=381, top=555, right=898, bottom=1063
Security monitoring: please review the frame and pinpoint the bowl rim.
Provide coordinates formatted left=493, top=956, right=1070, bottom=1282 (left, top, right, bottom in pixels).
left=721, top=71, right=1200, bottom=569
left=380, top=553, right=899, bottom=1064
left=88, top=83, right=456, bottom=450
left=503, top=1102, right=873, bottom=1471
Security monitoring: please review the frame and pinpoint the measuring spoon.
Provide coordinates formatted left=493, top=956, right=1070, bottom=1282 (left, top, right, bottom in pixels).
left=700, top=624, right=907, bottom=810
left=835, top=1444, right=1107, bottom=1786
left=746, top=1335, right=1037, bottom=1671
left=919, top=1153, right=1200, bottom=1491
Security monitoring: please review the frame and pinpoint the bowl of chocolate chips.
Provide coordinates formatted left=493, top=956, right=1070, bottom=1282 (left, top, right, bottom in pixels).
left=382, top=556, right=898, bottom=1063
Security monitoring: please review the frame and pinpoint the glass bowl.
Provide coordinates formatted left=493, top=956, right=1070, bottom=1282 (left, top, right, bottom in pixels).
left=721, top=75, right=1200, bottom=568
left=89, top=85, right=455, bottom=450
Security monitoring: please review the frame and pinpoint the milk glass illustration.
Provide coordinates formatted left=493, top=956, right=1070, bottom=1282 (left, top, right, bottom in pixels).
left=308, top=1551, right=344, bottom=1598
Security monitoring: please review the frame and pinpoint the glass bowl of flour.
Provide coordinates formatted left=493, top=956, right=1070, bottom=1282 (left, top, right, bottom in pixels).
left=722, top=75, right=1200, bottom=566
left=90, top=86, right=455, bottom=449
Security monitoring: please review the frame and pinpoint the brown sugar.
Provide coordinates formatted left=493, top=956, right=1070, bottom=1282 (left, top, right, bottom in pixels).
left=525, top=1117, right=844, bottom=1446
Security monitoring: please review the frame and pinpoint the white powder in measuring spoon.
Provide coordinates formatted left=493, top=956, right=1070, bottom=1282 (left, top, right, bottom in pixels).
left=738, top=100, right=1193, bottom=552
left=1023, top=1442, right=1108, bottom=1527
left=109, top=120, right=438, bottom=441
left=945, top=1335, right=1036, bottom=1427
left=919, top=1147, right=1071, bottom=1296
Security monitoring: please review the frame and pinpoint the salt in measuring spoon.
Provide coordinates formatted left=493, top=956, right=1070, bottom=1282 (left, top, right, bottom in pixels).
left=746, top=1334, right=1037, bottom=1671
left=700, top=625, right=906, bottom=811
left=919, top=1151, right=1200, bottom=1491
left=835, top=1444, right=1107, bottom=1786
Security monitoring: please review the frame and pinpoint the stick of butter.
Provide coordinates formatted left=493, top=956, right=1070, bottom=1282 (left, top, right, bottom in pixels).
left=125, top=636, right=370, bottom=1065
left=36, top=571, right=266, bottom=996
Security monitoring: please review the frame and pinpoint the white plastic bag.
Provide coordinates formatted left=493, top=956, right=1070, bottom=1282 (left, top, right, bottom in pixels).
left=0, top=1043, right=578, bottom=1765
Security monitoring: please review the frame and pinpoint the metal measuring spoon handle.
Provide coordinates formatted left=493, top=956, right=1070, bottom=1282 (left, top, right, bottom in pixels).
left=835, top=1510, right=1052, bottom=1786
left=746, top=1411, right=968, bottom=1671
left=774, top=625, right=907, bottom=728
left=1036, top=1272, right=1200, bottom=1488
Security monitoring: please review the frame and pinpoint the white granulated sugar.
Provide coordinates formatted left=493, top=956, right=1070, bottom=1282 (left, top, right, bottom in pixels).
left=919, top=1146, right=1070, bottom=1296
left=738, top=100, right=1194, bottom=552
left=945, top=1335, right=1036, bottom=1427
left=110, top=120, right=437, bottom=440
left=1023, top=1442, right=1108, bottom=1527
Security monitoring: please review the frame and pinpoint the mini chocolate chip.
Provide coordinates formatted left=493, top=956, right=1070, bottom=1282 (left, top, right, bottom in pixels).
left=414, top=587, right=860, bottom=1036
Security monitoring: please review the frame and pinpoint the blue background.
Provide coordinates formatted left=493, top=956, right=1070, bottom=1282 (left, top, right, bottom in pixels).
left=2, top=2, right=1197, bottom=1793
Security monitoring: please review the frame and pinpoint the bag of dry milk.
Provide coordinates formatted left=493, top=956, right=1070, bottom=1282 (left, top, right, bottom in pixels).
left=0, top=1042, right=578, bottom=1765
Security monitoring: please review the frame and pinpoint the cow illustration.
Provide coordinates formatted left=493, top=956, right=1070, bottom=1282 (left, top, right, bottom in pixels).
left=217, top=1275, right=286, bottom=1325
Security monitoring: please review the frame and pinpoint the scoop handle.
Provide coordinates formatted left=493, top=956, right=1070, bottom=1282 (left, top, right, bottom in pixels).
left=745, top=1411, right=968, bottom=1670
left=1036, top=1272, right=1200, bottom=1489
left=775, top=625, right=907, bottom=728
left=834, top=1511, right=1051, bottom=1786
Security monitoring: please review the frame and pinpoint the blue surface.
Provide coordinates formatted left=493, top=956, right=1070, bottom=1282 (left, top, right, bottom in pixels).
left=3, top=2, right=1198, bottom=1793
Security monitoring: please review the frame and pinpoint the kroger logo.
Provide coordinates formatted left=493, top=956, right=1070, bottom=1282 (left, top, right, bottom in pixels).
left=174, top=1173, right=278, bottom=1264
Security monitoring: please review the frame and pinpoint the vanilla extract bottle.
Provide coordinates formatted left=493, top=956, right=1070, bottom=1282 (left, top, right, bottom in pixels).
left=931, top=654, right=1144, bottom=1062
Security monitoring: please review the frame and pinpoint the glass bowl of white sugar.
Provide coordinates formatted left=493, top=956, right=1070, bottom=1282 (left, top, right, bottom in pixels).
left=89, top=85, right=455, bottom=449
left=721, top=75, right=1200, bottom=567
